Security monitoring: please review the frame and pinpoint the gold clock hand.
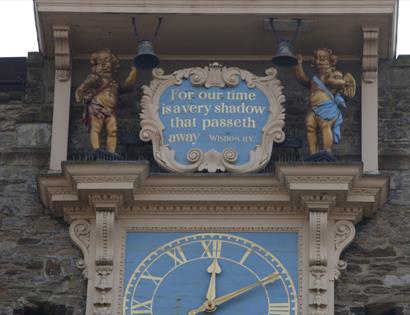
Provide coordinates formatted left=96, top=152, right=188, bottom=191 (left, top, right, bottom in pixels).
left=187, top=304, right=207, bottom=315
left=213, top=272, right=280, bottom=307
left=187, top=272, right=280, bottom=315
left=206, top=259, right=222, bottom=302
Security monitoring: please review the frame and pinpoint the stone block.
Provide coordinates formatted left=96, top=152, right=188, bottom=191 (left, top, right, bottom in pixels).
left=0, top=151, right=50, bottom=168
left=26, top=52, right=43, bottom=68
left=383, top=274, right=410, bottom=287
left=15, top=124, right=51, bottom=147
left=45, top=259, right=62, bottom=277
left=24, top=81, right=45, bottom=104
left=0, top=91, right=23, bottom=102
left=350, top=306, right=365, bottom=315
left=17, top=238, right=42, bottom=245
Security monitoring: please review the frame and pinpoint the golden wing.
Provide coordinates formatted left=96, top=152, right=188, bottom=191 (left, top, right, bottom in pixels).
left=342, top=73, right=356, bottom=98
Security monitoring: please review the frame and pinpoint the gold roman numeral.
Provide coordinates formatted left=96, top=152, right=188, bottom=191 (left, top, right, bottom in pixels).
left=201, top=240, right=222, bottom=258
left=239, top=248, right=252, bottom=265
left=268, top=302, right=290, bottom=315
left=140, top=270, right=163, bottom=285
left=166, top=246, right=188, bottom=266
left=131, top=299, right=152, bottom=314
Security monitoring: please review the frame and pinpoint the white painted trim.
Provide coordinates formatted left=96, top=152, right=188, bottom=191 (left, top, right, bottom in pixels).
left=390, top=0, right=399, bottom=58
left=33, top=1, right=45, bottom=55
left=49, top=76, right=71, bottom=171
left=49, top=25, right=71, bottom=171
left=361, top=78, right=379, bottom=174
left=361, top=27, right=379, bottom=174
left=34, top=0, right=398, bottom=15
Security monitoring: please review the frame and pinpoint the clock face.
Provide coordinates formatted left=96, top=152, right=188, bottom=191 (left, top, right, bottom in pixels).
left=123, top=232, right=298, bottom=315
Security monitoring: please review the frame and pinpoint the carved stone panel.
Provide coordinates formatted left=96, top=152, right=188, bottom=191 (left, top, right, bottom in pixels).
left=69, top=219, right=91, bottom=278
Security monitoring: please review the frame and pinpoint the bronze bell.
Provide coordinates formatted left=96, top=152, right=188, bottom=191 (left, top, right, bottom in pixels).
left=271, top=40, right=298, bottom=67
left=133, top=40, right=160, bottom=70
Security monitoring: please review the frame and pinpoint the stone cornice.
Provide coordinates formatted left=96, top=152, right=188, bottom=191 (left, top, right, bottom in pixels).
left=37, top=162, right=388, bottom=223
left=35, top=0, right=397, bottom=14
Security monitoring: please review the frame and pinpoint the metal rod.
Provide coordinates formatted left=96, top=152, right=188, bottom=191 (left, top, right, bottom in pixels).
left=153, top=17, right=163, bottom=39
left=131, top=17, right=140, bottom=42
left=291, top=18, right=303, bottom=43
left=269, top=18, right=280, bottom=42
left=132, top=16, right=163, bottom=41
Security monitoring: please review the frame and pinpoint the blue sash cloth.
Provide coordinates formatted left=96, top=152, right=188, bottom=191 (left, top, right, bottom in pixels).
left=312, top=76, right=346, bottom=144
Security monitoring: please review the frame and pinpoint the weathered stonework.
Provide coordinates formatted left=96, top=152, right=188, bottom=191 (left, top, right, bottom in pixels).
left=0, top=56, right=85, bottom=315
left=333, top=60, right=410, bottom=315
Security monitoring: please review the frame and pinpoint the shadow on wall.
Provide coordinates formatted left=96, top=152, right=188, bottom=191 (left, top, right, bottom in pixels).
left=13, top=302, right=73, bottom=315
left=351, top=303, right=404, bottom=315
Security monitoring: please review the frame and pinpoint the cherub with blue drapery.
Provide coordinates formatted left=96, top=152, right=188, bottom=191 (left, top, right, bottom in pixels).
left=294, top=48, right=356, bottom=155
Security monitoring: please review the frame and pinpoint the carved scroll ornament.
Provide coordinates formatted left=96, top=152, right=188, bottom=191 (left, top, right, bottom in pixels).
left=334, top=220, right=356, bottom=279
left=140, top=63, right=286, bottom=173
left=53, top=25, right=71, bottom=82
left=362, top=27, right=379, bottom=83
left=69, top=219, right=91, bottom=278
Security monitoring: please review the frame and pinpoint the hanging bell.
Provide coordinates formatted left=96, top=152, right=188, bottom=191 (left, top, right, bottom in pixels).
left=271, top=40, right=298, bottom=67
left=133, top=40, right=160, bottom=70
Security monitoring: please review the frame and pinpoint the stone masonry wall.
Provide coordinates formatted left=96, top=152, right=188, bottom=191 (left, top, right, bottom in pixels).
left=334, top=59, right=410, bottom=315
left=0, top=53, right=85, bottom=315
left=0, top=53, right=410, bottom=314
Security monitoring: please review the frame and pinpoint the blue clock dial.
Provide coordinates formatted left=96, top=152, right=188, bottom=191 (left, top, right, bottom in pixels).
left=123, top=232, right=298, bottom=315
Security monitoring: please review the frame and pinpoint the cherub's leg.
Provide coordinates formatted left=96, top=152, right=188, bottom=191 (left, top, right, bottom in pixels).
left=106, top=114, right=118, bottom=153
left=90, top=115, right=103, bottom=151
left=305, top=110, right=318, bottom=155
left=319, top=118, right=336, bottom=153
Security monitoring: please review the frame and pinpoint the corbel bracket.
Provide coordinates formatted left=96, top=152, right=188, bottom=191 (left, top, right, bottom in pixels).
left=362, top=27, right=379, bottom=83
left=53, top=25, right=71, bottom=82
left=302, top=194, right=336, bottom=315
left=334, top=220, right=356, bottom=280
left=89, top=193, right=123, bottom=315
left=69, top=219, right=91, bottom=279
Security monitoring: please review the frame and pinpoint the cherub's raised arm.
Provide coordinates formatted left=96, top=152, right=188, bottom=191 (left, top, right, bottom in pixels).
left=294, top=54, right=310, bottom=87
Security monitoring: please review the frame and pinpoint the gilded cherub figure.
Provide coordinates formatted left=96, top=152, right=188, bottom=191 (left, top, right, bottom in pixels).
left=75, top=48, right=138, bottom=153
left=294, top=48, right=356, bottom=155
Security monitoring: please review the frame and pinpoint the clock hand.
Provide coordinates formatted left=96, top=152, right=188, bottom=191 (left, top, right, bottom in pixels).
left=187, top=304, right=208, bottom=315
left=206, top=259, right=222, bottom=303
left=212, top=272, right=280, bottom=307
left=187, top=272, right=280, bottom=315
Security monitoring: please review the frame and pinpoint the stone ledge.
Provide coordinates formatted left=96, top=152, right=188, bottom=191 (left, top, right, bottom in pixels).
left=37, top=162, right=389, bottom=222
